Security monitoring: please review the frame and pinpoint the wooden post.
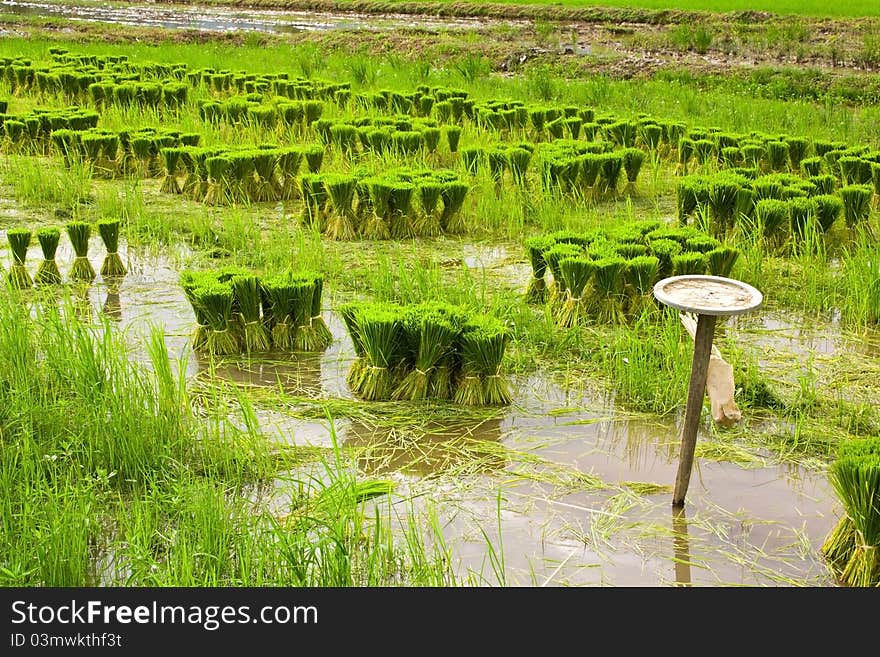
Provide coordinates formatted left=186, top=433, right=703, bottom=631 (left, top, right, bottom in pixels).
left=672, top=313, right=717, bottom=507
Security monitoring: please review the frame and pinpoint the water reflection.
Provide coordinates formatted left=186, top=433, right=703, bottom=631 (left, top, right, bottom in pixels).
left=672, top=505, right=692, bottom=587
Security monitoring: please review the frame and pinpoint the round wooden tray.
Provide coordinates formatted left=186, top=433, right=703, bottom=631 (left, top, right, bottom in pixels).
left=653, top=275, right=763, bottom=317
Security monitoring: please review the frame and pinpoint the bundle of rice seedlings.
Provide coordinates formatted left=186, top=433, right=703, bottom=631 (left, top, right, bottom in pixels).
left=445, top=126, right=462, bottom=153
left=204, top=155, right=232, bottom=206
left=230, top=274, right=270, bottom=354
left=838, top=156, right=868, bottom=185
left=261, top=275, right=299, bottom=351
left=299, top=174, right=328, bottom=230
left=707, top=176, right=743, bottom=236
left=706, top=246, right=740, bottom=277
left=6, top=228, right=33, bottom=289
left=840, top=185, right=873, bottom=228
left=389, top=182, right=416, bottom=239
left=507, top=147, right=531, bottom=186
left=339, top=302, right=368, bottom=393
left=278, top=147, right=303, bottom=200
left=159, top=147, right=183, bottom=194
left=785, top=137, right=809, bottom=171
left=363, top=177, right=393, bottom=240
left=180, top=271, right=211, bottom=351
left=307, top=273, right=333, bottom=350
left=524, top=235, right=554, bottom=304
left=304, top=145, right=324, bottom=174
left=693, top=139, right=715, bottom=166
left=788, top=197, right=816, bottom=241
left=766, top=141, right=789, bottom=172
left=556, top=256, right=596, bottom=328
left=460, top=147, right=483, bottom=176
left=34, top=226, right=62, bottom=286
left=812, top=194, right=844, bottom=233
left=622, top=148, right=645, bottom=193
left=801, top=156, right=824, bottom=177
left=193, top=281, right=239, bottom=356
left=822, top=437, right=880, bottom=587
left=649, top=238, right=683, bottom=279
left=251, top=150, right=279, bottom=202
left=591, top=257, right=628, bottom=324
left=542, top=242, right=583, bottom=308
left=596, top=153, right=623, bottom=197
left=755, top=198, right=790, bottom=244
left=677, top=138, right=695, bottom=173
left=65, top=221, right=96, bottom=283
left=741, top=143, right=765, bottom=170
left=872, top=162, right=880, bottom=197
left=623, top=255, right=660, bottom=318
left=393, top=306, right=459, bottom=401
left=289, top=275, right=319, bottom=352
left=487, top=148, right=507, bottom=184
left=454, top=316, right=511, bottom=407
left=97, top=218, right=127, bottom=278
left=672, top=252, right=708, bottom=276
left=323, top=173, right=358, bottom=241
left=439, top=181, right=469, bottom=234
left=415, top=181, right=444, bottom=237
left=720, top=146, right=742, bottom=168
left=354, top=304, right=403, bottom=401
left=685, top=235, right=721, bottom=254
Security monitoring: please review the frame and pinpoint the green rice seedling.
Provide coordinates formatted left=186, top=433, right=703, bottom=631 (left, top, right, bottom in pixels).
left=707, top=176, right=743, bottom=236
left=590, top=257, right=627, bottom=325
left=649, top=238, right=682, bottom=280
left=262, top=275, right=299, bottom=351
left=693, top=139, right=716, bottom=167
left=542, top=242, right=582, bottom=309
left=719, top=146, right=742, bottom=168
left=389, top=182, right=416, bottom=240
left=810, top=174, right=836, bottom=196
left=741, top=143, right=765, bottom=170
left=204, top=155, right=232, bottom=206
left=556, top=256, right=596, bottom=328
left=304, top=145, right=324, bottom=174
left=415, top=181, right=443, bottom=237
left=251, top=150, right=279, bottom=202
left=422, top=127, right=441, bottom=155
left=288, top=275, right=320, bottom=352
left=621, top=148, right=645, bottom=194
left=546, top=117, right=565, bottom=140
left=672, top=252, right=708, bottom=276
left=34, top=226, right=61, bottom=286
left=640, top=124, right=662, bottom=151
left=506, top=147, right=531, bottom=186
left=677, top=137, right=695, bottom=173
left=563, top=116, right=582, bottom=140
left=753, top=178, right=785, bottom=201
left=97, top=218, right=126, bottom=278
left=180, top=271, right=212, bottom=350
left=230, top=274, right=270, bottom=354
left=676, top=178, right=703, bottom=225
left=801, top=156, right=823, bottom=177
left=788, top=197, right=816, bottom=242
left=872, top=163, right=880, bottom=197
left=393, top=306, right=459, bottom=401
left=812, top=194, right=844, bottom=233
left=840, top=185, right=873, bottom=228
left=277, top=147, right=303, bottom=200
left=303, top=100, right=323, bottom=126
left=460, top=147, right=483, bottom=176
left=307, top=273, right=332, bottom=351
left=354, top=304, right=403, bottom=401
left=299, top=174, right=328, bottom=230
left=706, top=246, right=740, bottom=278
left=339, top=302, right=367, bottom=393
left=445, top=125, right=462, bottom=154
left=454, top=316, right=511, bottom=407
left=487, top=148, right=507, bottom=185
left=785, top=137, right=809, bottom=171
left=194, top=281, right=239, bottom=356
left=766, top=141, right=789, bottom=172
left=323, top=174, right=358, bottom=241
left=734, top=186, right=757, bottom=223
left=596, top=153, right=623, bottom=197
left=754, top=198, right=790, bottom=245
left=439, top=181, right=469, bottom=235
left=363, top=177, right=392, bottom=240
left=623, top=255, right=660, bottom=318
left=823, top=437, right=880, bottom=587
left=685, top=235, right=721, bottom=254
left=65, top=221, right=95, bottom=284
left=6, top=228, right=32, bottom=289
left=524, top=235, right=554, bottom=304
left=839, top=156, right=868, bottom=185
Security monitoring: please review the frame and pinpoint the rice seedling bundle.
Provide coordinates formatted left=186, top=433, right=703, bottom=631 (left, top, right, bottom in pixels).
left=838, top=156, right=869, bottom=186
left=640, top=124, right=662, bottom=150
left=389, top=182, right=416, bottom=240
left=685, top=235, right=721, bottom=254
left=766, top=141, right=789, bottom=172
left=230, top=274, right=270, bottom=354
left=64, top=221, right=96, bottom=284
left=720, top=146, right=742, bottom=168
left=251, top=150, right=279, bottom=202
left=542, top=242, right=583, bottom=308
left=622, top=148, right=645, bottom=188
left=286, top=275, right=320, bottom=353
left=707, top=176, right=743, bottom=235
left=591, top=257, right=628, bottom=324
left=393, top=305, right=460, bottom=401
left=507, top=147, right=531, bottom=185
left=193, top=281, right=239, bottom=356
left=693, top=139, right=715, bottom=166
left=304, top=145, right=324, bottom=174
left=299, top=174, right=328, bottom=230
left=648, top=238, right=683, bottom=280
left=6, top=228, right=32, bottom=289
left=351, top=304, right=404, bottom=401
left=596, top=153, right=623, bottom=196
left=822, top=437, right=880, bottom=587
left=556, top=256, right=596, bottom=328
left=262, top=275, right=300, bottom=351
left=801, top=156, right=823, bottom=177
left=706, top=246, right=740, bottom=277
left=322, top=173, right=359, bottom=241
left=453, top=316, right=512, bottom=407
left=414, top=181, right=444, bottom=237
left=439, top=182, right=469, bottom=235
left=812, top=194, right=844, bottom=233
left=96, top=219, right=127, bottom=278
left=785, top=137, right=810, bottom=171
left=524, top=235, right=555, bottom=304
left=754, top=198, right=790, bottom=244
left=840, top=185, right=873, bottom=228
left=623, top=255, right=660, bottom=318
left=487, top=148, right=507, bottom=183
left=306, top=273, right=333, bottom=351
left=34, top=226, right=62, bottom=286
left=678, top=138, right=695, bottom=172
left=204, top=154, right=232, bottom=206
left=362, top=177, right=393, bottom=240
left=445, top=126, right=462, bottom=153
left=788, top=197, right=816, bottom=241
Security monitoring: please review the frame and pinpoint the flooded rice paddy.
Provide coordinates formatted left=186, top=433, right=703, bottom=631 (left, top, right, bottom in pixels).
left=0, top=231, right=849, bottom=586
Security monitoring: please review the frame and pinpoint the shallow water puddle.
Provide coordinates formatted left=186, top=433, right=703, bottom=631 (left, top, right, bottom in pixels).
left=0, top=0, right=518, bottom=33
left=2, top=246, right=845, bottom=585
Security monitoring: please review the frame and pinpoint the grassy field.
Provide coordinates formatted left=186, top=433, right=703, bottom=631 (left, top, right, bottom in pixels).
left=0, top=20, right=878, bottom=587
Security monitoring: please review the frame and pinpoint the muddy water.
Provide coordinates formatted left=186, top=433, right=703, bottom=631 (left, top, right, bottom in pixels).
left=0, top=239, right=847, bottom=585
left=0, top=0, right=514, bottom=33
